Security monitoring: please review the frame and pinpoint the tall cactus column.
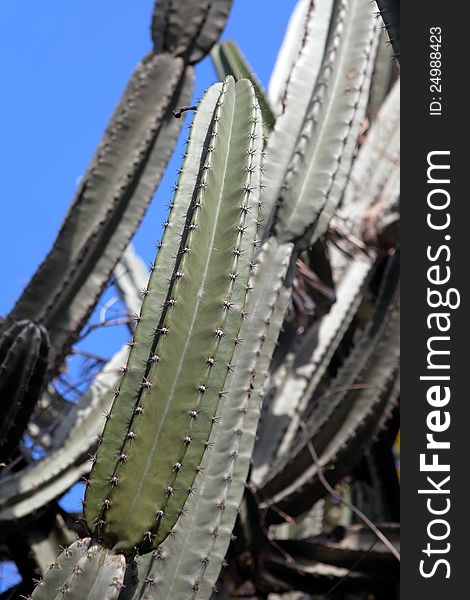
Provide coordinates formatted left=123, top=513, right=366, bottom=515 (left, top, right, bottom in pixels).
left=84, top=76, right=264, bottom=553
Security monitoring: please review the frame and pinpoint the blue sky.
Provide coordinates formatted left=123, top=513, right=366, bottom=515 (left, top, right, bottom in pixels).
left=0, top=0, right=297, bottom=590
left=0, top=1, right=296, bottom=313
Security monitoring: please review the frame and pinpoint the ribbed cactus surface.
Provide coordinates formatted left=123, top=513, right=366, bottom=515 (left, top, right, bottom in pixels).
left=32, top=538, right=126, bottom=600
left=0, top=320, right=50, bottom=462
left=85, top=76, right=264, bottom=552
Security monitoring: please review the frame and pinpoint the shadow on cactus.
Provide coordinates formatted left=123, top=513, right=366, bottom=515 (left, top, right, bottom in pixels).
left=0, top=1, right=400, bottom=598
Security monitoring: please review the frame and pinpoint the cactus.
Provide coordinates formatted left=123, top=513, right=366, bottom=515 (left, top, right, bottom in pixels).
left=211, top=40, right=276, bottom=132
left=6, top=54, right=193, bottom=379
left=259, top=252, right=400, bottom=522
left=375, top=0, right=400, bottom=62
left=0, top=320, right=50, bottom=462
left=31, top=539, right=126, bottom=600
left=1, top=1, right=401, bottom=597
left=5, top=0, right=234, bottom=382
left=151, top=0, right=234, bottom=64
left=84, top=76, right=264, bottom=552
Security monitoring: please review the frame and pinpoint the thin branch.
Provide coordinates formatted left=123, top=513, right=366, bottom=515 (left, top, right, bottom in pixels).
left=299, top=420, right=400, bottom=562
left=77, top=317, right=129, bottom=342
left=173, top=104, right=198, bottom=118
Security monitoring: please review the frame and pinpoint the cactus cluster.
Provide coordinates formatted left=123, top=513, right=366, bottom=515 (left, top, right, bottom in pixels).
left=0, top=1, right=400, bottom=598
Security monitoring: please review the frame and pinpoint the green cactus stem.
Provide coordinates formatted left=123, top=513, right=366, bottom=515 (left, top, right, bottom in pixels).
left=0, top=320, right=50, bottom=463
left=31, top=539, right=126, bottom=600
left=260, top=0, right=335, bottom=237
left=260, top=253, right=400, bottom=523
left=85, top=76, right=264, bottom=552
left=272, top=0, right=380, bottom=248
left=120, top=238, right=294, bottom=599
left=375, top=0, right=400, bottom=62
left=7, top=53, right=193, bottom=378
left=151, top=0, right=234, bottom=64
left=211, top=40, right=276, bottom=132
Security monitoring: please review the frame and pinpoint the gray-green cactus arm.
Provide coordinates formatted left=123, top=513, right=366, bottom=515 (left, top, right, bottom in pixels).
left=0, top=320, right=50, bottom=463
left=259, top=253, right=400, bottom=523
left=273, top=0, right=380, bottom=248
left=85, top=77, right=264, bottom=552
left=210, top=40, right=276, bottom=132
left=31, top=539, right=126, bottom=600
left=8, top=55, right=193, bottom=378
left=260, top=0, right=335, bottom=236
left=151, top=0, right=234, bottom=64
